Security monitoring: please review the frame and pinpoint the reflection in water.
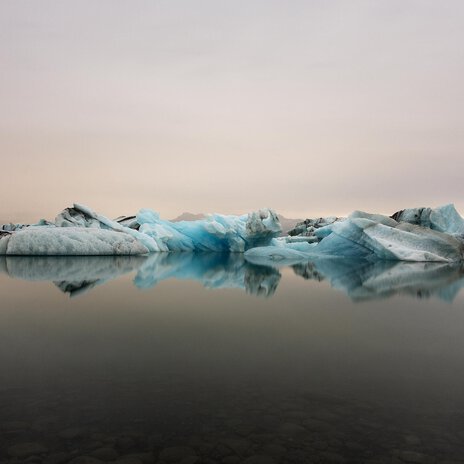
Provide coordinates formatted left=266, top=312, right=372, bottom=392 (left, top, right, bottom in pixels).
left=1, top=253, right=464, bottom=301
left=134, top=253, right=281, bottom=298
left=292, top=259, right=464, bottom=302
left=1, top=255, right=146, bottom=297
left=1, top=254, right=464, bottom=462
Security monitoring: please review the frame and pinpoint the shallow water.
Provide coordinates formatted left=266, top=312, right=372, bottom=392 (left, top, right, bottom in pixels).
left=1, top=254, right=464, bottom=463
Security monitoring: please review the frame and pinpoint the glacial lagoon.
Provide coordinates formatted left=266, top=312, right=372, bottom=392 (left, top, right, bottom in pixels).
left=1, top=254, right=464, bottom=463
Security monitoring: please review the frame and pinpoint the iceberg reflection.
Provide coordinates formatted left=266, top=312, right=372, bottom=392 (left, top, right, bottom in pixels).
left=1, top=255, right=146, bottom=297
left=0, top=254, right=463, bottom=302
left=291, top=259, right=464, bottom=302
left=134, top=252, right=280, bottom=297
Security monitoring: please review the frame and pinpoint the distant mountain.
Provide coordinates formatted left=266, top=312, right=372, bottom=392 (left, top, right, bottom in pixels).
left=278, top=215, right=303, bottom=235
left=171, top=212, right=206, bottom=222
left=171, top=212, right=301, bottom=236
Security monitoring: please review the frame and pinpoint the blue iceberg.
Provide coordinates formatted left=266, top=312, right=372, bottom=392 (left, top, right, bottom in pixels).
left=1, top=204, right=281, bottom=255
left=1, top=203, right=463, bottom=262
left=246, top=205, right=464, bottom=263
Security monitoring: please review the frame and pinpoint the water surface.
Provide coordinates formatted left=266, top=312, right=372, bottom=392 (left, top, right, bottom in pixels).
left=1, top=254, right=464, bottom=463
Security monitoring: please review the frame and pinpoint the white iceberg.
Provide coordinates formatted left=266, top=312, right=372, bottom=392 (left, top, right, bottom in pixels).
left=246, top=206, right=464, bottom=263
left=2, top=203, right=463, bottom=262
left=3, top=227, right=149, bottom=256
left=390, top=203, right=464, bottom=237
left=0, top=204, right=281, bottom=256
left=313, top=211, right=464, bottom=262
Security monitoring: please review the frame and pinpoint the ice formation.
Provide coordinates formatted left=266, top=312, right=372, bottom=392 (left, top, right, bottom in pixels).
left=1, top=203, right=463, bottom=262
left=390, top=204, right=464, bottom=237
left=0, top=204, right=281, bottom=256
left=1, top=227, right=149, bottom=256
left=246, top=206, right=464, bottom=263
left=288, top=216, right=343, bottom=240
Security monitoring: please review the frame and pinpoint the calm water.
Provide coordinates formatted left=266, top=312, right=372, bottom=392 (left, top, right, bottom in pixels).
left=1, top=254, right=464, bottom=464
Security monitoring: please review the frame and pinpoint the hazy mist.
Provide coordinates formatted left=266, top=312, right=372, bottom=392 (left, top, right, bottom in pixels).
left=1, top=1, right=463, bottom=222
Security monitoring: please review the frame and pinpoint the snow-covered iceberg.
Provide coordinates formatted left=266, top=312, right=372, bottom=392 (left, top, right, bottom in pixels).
left=311, top=211, right=464, bottom=262
left=246, top=206, right=464, bottom=263
left=1, top=203, right=463, bottom=262
left=390, top=203, right=464, bottom=237
left=0, top=204, right=281, bottom=255
left=1, top=227, right=149, bottom=256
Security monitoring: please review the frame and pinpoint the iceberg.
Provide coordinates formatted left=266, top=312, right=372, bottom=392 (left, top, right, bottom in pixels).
left=246, top=206, right=464, bottom=263
left=0, top=204, right=281, bottom=256
left=312, top=211, right=464, bottom=262
left=390, top=203, right=464, bottom=237
left=1, top=227, right=149, bottom=256
left=1, top=202, right=463, bottom=262
left=135, top=207, right=281, bottom=252
left=244, top=241, right=317, bottom=265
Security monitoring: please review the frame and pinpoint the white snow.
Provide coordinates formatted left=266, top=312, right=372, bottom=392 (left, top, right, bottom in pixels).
left=246, top=208, right=464, bottom=263
left=5, top=227, right=149, bottom=256
left=1, top=203, right=463, bottom=262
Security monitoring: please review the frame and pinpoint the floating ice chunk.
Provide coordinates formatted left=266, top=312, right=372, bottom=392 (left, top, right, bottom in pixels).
left=391, top=203, right=464, bottom=237
left=5, top=227, right=149, bottom=256
left=135, top=207, right=281, bottom=252
left=249, top=209, right=464, bottom=263
left=54, top=204, right=282, bottom=253
left=1, top=204, right=281, bottom=256
left=3, top=203, right=463, bottom=261
left=315, top=211, right=464, bottom=262
left=245, top=241, right=316, bottom=265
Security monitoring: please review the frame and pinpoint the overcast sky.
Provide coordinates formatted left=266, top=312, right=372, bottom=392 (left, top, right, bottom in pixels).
left=1, top=0, right=463, bottom=222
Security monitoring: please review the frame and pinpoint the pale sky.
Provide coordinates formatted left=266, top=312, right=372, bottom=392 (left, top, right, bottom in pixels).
left=1, top=0, right=463, bottom=223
